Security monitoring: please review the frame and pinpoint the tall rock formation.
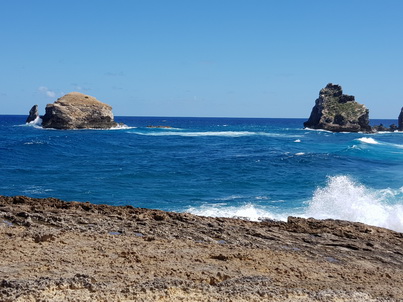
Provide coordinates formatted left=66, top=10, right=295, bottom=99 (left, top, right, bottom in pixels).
left=41, top=92, right=118, bottom=129
left=26, top=105, right=39, bottom=123
left=304, top=83, right=372, bottom=132
left=398, top=108, right=403, bottom=131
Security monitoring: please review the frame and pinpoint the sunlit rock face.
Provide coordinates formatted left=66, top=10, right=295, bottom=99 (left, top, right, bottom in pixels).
left=41, top=92, right=118, bottom=130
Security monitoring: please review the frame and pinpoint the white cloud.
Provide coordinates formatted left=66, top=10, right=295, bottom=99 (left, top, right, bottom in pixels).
left=38, top=86, right=57, bottom=98
left=71, top=83, right=91, bottom=92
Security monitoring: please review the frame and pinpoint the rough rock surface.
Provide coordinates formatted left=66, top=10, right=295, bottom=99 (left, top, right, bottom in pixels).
left=25, top=105, right=39, bottom=123
left=304, top=84, right=372, bottom=132
left=41, top=92, right=118, bottom=129
left=1, top=196, right=403, bottom=301
left=398, top=107, right=403, bottom=131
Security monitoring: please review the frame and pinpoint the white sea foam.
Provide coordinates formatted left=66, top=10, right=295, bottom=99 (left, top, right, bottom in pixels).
left=304, top=175, right=403, bottom=232
left=109, top=124, right=136, bottom=130
left=186, top=203, right=287, bottom=221
left=22, top=185, right=53, bottom=195
left=294, top=139, right=301, bottom=143
left=186, top=176, right=403, bottom=232
left=295, top=152, right=305, bottom=156
left=304, top=128, right=333, bottom=133
left=20, top=116, right=43, bottom=129
left=357, top=137, right=380, bottom=144
left=136, top=131, right=257, bottom=137
left=24, top=141, right=45, bottom=145
left=133, top=131, right=300, bottom=138
left=30, top=116, right=42, bottom=125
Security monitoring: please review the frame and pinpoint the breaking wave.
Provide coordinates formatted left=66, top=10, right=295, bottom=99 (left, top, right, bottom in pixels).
left=304, top=175, right=403, bottom=232
left=186, top=203, right=287, bottom=222
left=356, top=137, right=380, bottom=144
left=186, top=176, right=403, bottom=232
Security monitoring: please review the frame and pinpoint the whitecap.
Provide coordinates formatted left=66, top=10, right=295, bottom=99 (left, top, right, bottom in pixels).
left=24, top=141, right=45, bottom=145
left=356, top=137, right=380, bottom=144
left=134, top=131, right=257, bottom=137
left=303, top=128, right=333, bottom=133
left=109, top=124, right=137, bottom=130
left=131, top=131, right=301, bottom=138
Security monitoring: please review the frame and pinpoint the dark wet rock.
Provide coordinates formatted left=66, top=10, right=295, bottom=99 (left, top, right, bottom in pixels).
left=373, top=123, right=398, bottom=132
left=304, top=83, right=372, bottom=132
left=41, top=92, right=118, bottom=129
left=146, top=125, right=172, bottom=129
left=390, top=124, right=398, bottom=131
left=25, top=105, right=39, bottom=123
left=399, top=107, right=403, bottom=131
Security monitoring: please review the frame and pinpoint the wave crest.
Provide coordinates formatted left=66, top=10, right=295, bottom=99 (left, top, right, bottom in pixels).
left=186, top=176, right=403, bottom=232
left=305, top=175, right=403, bottom=232
left=356, top=137, right=379, bottom=144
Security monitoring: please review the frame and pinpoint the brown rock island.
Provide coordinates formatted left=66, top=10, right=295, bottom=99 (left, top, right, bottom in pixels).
left=1, top=195, right=402, bottom=301
left=40, top=92, right=119, bottom=130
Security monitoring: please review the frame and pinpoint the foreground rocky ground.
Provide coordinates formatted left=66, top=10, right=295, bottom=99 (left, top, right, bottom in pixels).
left=1, top=196, right=403, bottom=301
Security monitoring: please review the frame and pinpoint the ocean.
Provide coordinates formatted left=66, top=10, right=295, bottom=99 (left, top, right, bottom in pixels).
left=1, top=115, right=403, bottom=232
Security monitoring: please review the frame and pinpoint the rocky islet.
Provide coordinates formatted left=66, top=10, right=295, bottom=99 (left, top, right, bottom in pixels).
left=28, top=85, right=402, bottom=132
left=304, top=83, right=402, bottom=132
left=28, top=92, right=120, bottom=130
left=304, top=83, right=371, bottom=132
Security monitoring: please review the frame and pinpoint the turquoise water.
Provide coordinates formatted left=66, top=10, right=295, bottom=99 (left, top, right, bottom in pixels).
left=1, top=115, right=403, bottom=232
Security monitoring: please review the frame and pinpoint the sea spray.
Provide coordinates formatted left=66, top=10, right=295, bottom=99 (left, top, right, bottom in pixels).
left=305, top=175, right=403, bottom=232
left=186, top=203, right=287, bottom=221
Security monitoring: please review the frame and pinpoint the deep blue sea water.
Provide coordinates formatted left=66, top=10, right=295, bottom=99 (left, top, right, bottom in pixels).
left=1, top=115, right=403, bottom=232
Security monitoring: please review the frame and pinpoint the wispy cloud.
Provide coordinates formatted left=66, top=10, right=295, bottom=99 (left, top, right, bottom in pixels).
left=38, top=86, right=57, bottom=98
left=71, top=83, right=91, bottom=92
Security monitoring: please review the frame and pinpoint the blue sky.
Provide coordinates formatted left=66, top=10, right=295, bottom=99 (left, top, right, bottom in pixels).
left=1, top=0, right=402, bottom=118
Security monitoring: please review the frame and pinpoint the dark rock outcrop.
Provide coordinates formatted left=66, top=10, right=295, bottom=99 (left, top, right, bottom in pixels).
left=373, top=123, right=398, bottom=132
left=399, top=108, right=403, bottom=131
left=304, top=83, right=372, bottom=132
left=25, top=105, right=39, bottom=123
left=41, top=92, right=118, bottom=129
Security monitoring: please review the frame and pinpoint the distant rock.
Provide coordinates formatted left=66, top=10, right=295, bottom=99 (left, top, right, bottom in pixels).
left=41, top=92, right=118, bottom=129
left=146, top=125, right=172, bottom=129
left=398, top=108, right=403, bottom=131
left=372, top=123, right=398, bottom=132
left=304, top=83, right=372, bottom=132
left=26, top=105, right=39, bottom=123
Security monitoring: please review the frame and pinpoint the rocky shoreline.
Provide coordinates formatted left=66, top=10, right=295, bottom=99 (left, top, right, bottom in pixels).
left=1, top=195, right=403, bottom=301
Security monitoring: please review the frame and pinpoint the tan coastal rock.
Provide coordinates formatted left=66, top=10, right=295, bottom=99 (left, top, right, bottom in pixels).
left=1, top=195, right=402, bottom=301
left=41, top=92, right=118, bottom=129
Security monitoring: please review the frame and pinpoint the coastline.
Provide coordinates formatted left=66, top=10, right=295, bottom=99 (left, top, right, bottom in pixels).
left=1, top=195, right=403, bottom=301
